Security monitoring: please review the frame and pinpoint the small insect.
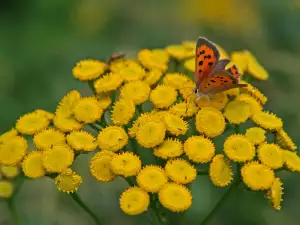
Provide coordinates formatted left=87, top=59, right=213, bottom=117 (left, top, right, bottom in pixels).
left=107, top=52, right=126, bottom=64
left=193, top=37, right=247, bottom=102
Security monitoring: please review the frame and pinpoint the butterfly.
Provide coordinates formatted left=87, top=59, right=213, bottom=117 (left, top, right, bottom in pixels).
left=193, top=37, right=247, bottom=102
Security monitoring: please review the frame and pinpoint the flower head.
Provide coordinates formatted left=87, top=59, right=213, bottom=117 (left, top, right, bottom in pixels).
left=267, top=178, right=283, bottom=210
left=184, top=136, right=215, bottom=163
left=163, top=73, right=189, bottom=90
left=111, top=152, right=141, bottom=177
left=0, top=136, right=28, bottom=165
left=96, top=92, right=112, bottom=110
left=236, top=94, right=262, bottom=115
left=276, top=129, right=297, bottom=151
left=252, top=111, right=283, bottom=131
left=16, top=112, right=50, bottom=135
left=196, top=107, right=226, bottom=138
left=240, top=81, right=267, bottom=105
left=136, top=121, right=166, bottom=148
left=34, top=109, right=54, bottom=120
left=111, top=99, right=135, bottom=125
left=117, top=61, right=146, bottom=81
left=72, top=59, right=107, bottom=81
left=143, top=69, right=163, bottom=86
left=0, top=165, right=19, bottom=179
left=0, top=181, right=14, bottom=198
left=166, top=44, right=194, bottom=60
left=120, top=81, right=150, bottom=105
left=120, top=187, right=150, bottom=215
left=55, top=168, right=82, bottom=193
left=241, top=161, right=275, bottom=191
left=164, top=113, right=188, bottom=136
left=137, top=165, right=168, bottom=193
left=56, top=90, right=81, bottom=117
left=158, top=183, right=192, bottom=212
left=196, top=93, right=228, bottom=110
left=97, top=126, right=128, bottom=152
left=22, top=150, right=45, bottom=178
left=165, top=159, right=197, bottom=184
left=245, top=127, right=266, bottom=145
left=94, top=72, right=123, bottom=93
left=138, top=49, right=169, bottom=71
left=73, top=97, right=103, bottom=123
left=169, top=101, right=198, bottom=118
left=224, top=100, right=251, bottom=124
left=67, top=131, right=97, bottom=152
left=246, top=51, right=269, bottom=81
left=257, top=143, right=283, bottom=169
left=90, top=151, right=116, bottom=182
left=153, top=138, right=183, bottom=159
left=0, top=128, right=18, bottom=143
left=53, top=115, right=83, bottom=133
left=281, top=150, right=300, bottom=172
left=209, top=154, right=232, bottom=187
left=150, top=85, right=177, bottom=109
left=224, top=134, right=255, bottom=162
left=33, top=128, right=65, bottom=150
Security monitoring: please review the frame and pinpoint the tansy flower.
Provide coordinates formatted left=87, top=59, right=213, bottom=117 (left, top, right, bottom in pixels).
left=120, top=187, right=150, bottom=215
left=252, top=111, right=283, bottom=131
left=224, top=88, right=240, bottom=97
left=224, top=134, right=255, bottom=162
left=196, top=93, right=229, bottom=110
left=96, top=92, right=112, bottom=110
left=245, top=127, right=266, bottom=145
left=196, top=107, right=226, bottom=138
left=241, top=161, right=275, bottom=191
left=224, top=100, right=251, bottom=124
left=164, top=113, right=188, bottom=136
left=165, top=159, right=197, bottom=184
left=22, top=151, right=46, bottom=178
left=153, top=138, right=183, bottom=159
left=16, top=112, right=50, bottom=135
left=179, top=80, right=196, bottom=100
left=166, top=44, right=194, bottom=60
left=34, top=109, right=54, bottom=120
left=94, top=72, right=123, bottom=93
left=67, top=131, right=97, bottom=152
left=72, top=59, right=107, bottom=81
left=143, top=69, right=163, bottom=86
left=0, top=181, right=14, bottom=198
left=0, top=136, right=28, bottom=165
left=169, top=101, right=198, bottom=117
left=158, top=183, right=192, bottom=212
left=184, top=136, right=215, bottom=163
left=110, top=152, right=142, bottom=177
left=110, top=59, right=135, bottom=72
left=55, top=168, right=82, bottom=193
left=0, top=128, right=18, bottom=143
left=276, top=128, right=297, bottom=151
left=209, top=154, right=233, bottom=187
left=90, top=152, right=116, bottom=182
left=118, top=61, right=146, bottom=81
left=120, top=81, right=150, bottom=105
left=56, top=90, right=81, bottom=117
left=240, top=81, right=267, bottom=105
left=281, top=150, right=300, bottom=172
left=236, top=94, right=262, bottom=115
left=230, top=51, right=248, bottom=75
left=137, top=165, right=168, bottom=193
left=42, top=144, right=74, bottom=173
left=111, top=99, right=135, bottom=125
left=138, top=49, right=169, bottom=71
left=246, top=51, right=269, bottom=81
left=257, top=143, right=283, bottom=169
left=33, top=128, right=65, bottom=150
left=136, top=121, right=166, bottom=148
left=128, top=112, right=154, bottom=138
left=73, top=97, right=103, bottom=123
left=150, top=85, right=177, bottom=109
left=184, top=57, right=195, bottom=72
left=267, top=178, right=283, bottom=210
left=163, top=73, right=189, bottom=90
left=97, top=126, right=128, bottom=152
left=0, top=165, right=19, bottom=179
left=53, top=115, right=83, bottom=133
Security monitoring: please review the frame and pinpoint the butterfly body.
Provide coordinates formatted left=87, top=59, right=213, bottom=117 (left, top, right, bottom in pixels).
left=193, top=37, right=247, bottom=102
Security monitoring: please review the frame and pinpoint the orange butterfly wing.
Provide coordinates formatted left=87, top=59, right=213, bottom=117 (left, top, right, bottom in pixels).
left=226, top=65, right=241, bottom=79
left=199, top=71, right=247, bottom=94
left=195, top=37, right=220, bottom=86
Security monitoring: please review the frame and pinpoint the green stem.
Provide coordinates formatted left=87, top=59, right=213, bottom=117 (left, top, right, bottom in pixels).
left=88, top=81, right=97, bottom=95
left=197, top=170, right=209, bottom=175
left=88, top=123, right=101, bottom=131
left=70, top=192, right=102, bottom=225
left=234, top=125, right=240, bottom=134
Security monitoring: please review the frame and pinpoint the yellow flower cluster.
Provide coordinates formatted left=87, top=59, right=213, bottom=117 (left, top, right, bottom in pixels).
left=0, top=39, right=298, bottom=221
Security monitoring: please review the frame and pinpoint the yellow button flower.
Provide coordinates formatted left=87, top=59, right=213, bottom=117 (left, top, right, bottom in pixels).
left=179, top=80, right=196, bottom=100
left=184, top=136, right=215, bottom=163
left=120, top=81, right=150, bottom=105
left=281, top=150, right=300, bottom=172
left=143, top=69, right=163, bottom=86
left=120, top=187, right=150, bottom=215
left=150, top=85, right=177, bottom=109
left=16, top=112, right=50, bottom=135
left=0, top=136, right=28, bottom=165
left=166, top=44, right=194, bottom=60
left=0, top=181, right=14, bottom=198
left=224, top=100, right=251, bottom=124
left=196, top=93, right=229, bottom=110
left=111, top=152, right=142, bottom=177
left=258, top=143, right=283, bottom=169
left=96, top=92, right=112, bottom=110
left=136, top=121, right=166, bottom=148
left=0, top=128, right=18, bottom=143
left=0, top=165, right=19, bottom=179
left=169, top=101, right=198, bottom=118
left=90, top=151, right=116, bottom=182
left=240, top=81, right=267, bottom=105
left=241, top=161, right=275, bottom=191
left=165, top=159, right=196, bottom=184
left=53, top=115, right=83, bottom=133
left=267, top=178, right=283, bottom=210
left=184, top=57, right=195, bottom=72
left=34, top=109, right=54, bottom=120
left=153, top=138, right=183, bottom=159
left=111, top=99, right=135, bottom=126
left=245, top=127, right=266, bottom=145
left=196, top=107, right=226, bottom=138
left=137, top=165, right=168, bottom=193
left=158, top=183, right=192, bottom=212
left=55, top=168, right=82, bottom=193
left=97, top=126, right=128, bottom=152
left=67, top=131, right=97, bottom=152
left=236, top=94, right=262, bottom=115
left=42, top=145, right=74, bottom=173
left=72, top=59, right=107, bottom=81
left=164, top=113, right=188, bottom=136
left=276, top=128, right=297, bottom=151
left=138, top=49, right=169, bottom=71
left=118, top=61, right=146, bottom=81
left=94, top=72, right=123, bottom=93
left=56, top=90, right=81, bottom=117
left=209, top=154, right=232, bottom=187
left=33, top=128, right=65, bottom=150
left=252, top=111, right=283, bottom=131
left=22, top=150, right=46, bottom=178
left=73, top=97, right=103, bottom=123
left=224, top=134, right=255, bottom=162
left=163, top=73, right=189, bottom=90
left=230, top=51, right=248, bottom=75
left=246, top=51, right=269, bottom=80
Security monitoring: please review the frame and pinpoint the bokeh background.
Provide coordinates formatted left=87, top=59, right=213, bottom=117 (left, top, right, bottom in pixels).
left=1, top=0, right=300, bottom=224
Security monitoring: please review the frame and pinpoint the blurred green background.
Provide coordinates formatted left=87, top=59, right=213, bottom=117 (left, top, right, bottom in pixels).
left=1, top=0, right=300, bottom=224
